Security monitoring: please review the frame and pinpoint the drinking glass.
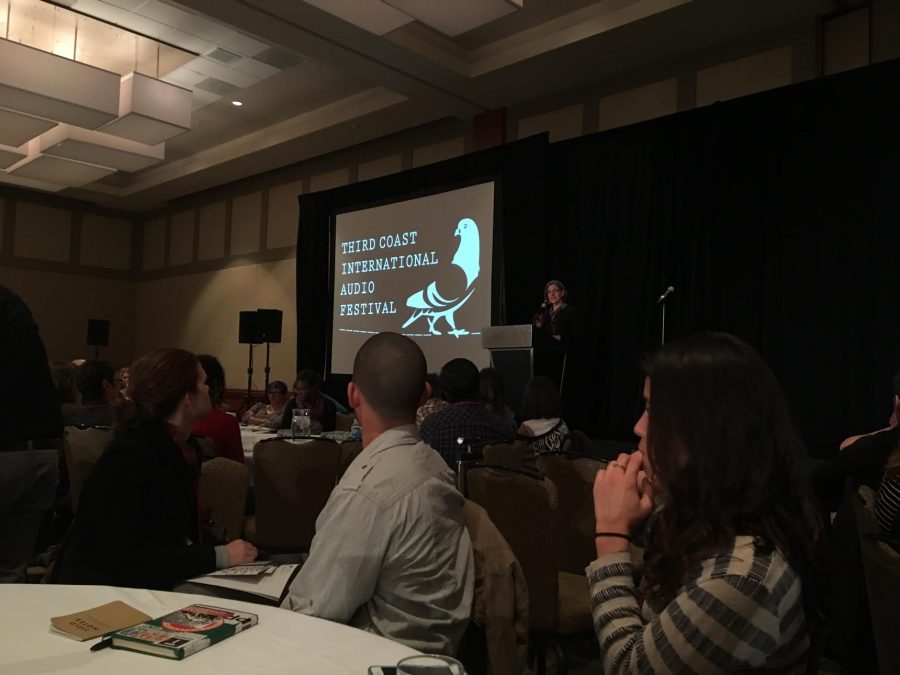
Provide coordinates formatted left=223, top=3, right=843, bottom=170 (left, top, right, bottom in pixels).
left=396, top=655, right=465, bottom=675
left=291, top=408, right=311, bottom=438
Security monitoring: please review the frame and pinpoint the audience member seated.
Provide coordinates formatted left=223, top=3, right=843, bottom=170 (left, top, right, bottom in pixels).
left=875, top=443, right=900, bottom=552
left=420, top=358, right=514, bottom=467
left=70, top=359, right=119, bottom=427
left=415, top=373, right=448, bottom=428
left=242, top=380, right=289, bottom=428
left=192, top=355, right=243, bottom=464
left=55, top=348, right=257, bottom=590
left=280, top=369, right=336, bottom=433
left=282, top=332, right=473, bottom=655
left=811, top=370, right=900, bottom=511
left=115, top=366, right=129, bottom=392
left=50, top=360, right=80, bottom=423
left=479, top=367, right=516, bottom=430
left=588, top=332, right=823, bottom=673
left=517, top=375, right=569, bottom=471
left=0, top=284, right=62, bottom=582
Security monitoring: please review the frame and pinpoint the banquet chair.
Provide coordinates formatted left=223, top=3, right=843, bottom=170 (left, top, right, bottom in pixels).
left=252, top=439, right=342, bottom=552
left=537, top=454, right=606, bottom=575
left=337, top=440, right=363, bottom=480
left=854, top=485, right=900, bottom=674
left=566, top=429, right=634, bottom=461
left=63, top=425, right=113, bottom=511
left=460, top=499, right=529, bottom=675
left=466, top=466, right=592, bottom=675
left=482, top=440, right=529, bottom=472
left=199, top=458, right=249, bottom=542
left=335, top=412, right=356, bottom=432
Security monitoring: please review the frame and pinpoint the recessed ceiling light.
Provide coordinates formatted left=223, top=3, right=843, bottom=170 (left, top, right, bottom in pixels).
left=231, top=100, right=243, bottom=107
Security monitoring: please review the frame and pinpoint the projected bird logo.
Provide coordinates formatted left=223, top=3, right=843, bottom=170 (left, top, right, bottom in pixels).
left=402, top=217, right=480, bottom=338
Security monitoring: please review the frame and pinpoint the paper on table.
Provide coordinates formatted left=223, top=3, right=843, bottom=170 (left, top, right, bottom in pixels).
left=188, top=563, right=299, bottom=602
left=205, top=563, right=276, bottom=577
left=50, top=601, right=151, bottom=641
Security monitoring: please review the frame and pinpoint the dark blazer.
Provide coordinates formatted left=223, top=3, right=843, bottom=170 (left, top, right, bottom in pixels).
left=56, top=422, right=216, bottom=590
left=535, top=304, right=578, bottom=350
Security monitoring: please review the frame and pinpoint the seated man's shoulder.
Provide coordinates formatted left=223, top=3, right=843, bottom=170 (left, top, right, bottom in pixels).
left=347, top=437, right=456, bottom=508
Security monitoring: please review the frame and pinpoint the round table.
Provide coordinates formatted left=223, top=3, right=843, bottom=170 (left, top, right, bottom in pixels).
left=1, top=584, right=418, bottom=674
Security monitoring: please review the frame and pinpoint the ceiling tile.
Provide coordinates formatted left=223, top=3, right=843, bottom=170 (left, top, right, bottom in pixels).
left=217, top=30, right=269, bottom=57
left=70, top=0, right=130, bottom=23
left=195, top=77, right=240, bottom=96
left=7, top=153, right=115, bottom=187
left=0, top=145, right=27, bottom=169
left=0, top=109, right=57, bottom=148
left=162, top=65, right=208, bottom=87
left=384, top=0, right=523, bottom=36
left=190, top=88, right=220, bottom=110
left=303, top=0, right=412, bottom=36
left=254, top=46, right=304, bottom=70
left=230, top=57, right=281, bottom=79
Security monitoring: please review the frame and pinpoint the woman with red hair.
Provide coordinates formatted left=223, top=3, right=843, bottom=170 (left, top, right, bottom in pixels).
left=57, top=349, right=256, bottom=590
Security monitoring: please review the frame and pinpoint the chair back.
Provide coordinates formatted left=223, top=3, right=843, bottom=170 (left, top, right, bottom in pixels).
left=253, top=439, right=342, bottom=551
left=64, top=425, right=113, bottom=510
left=337, top=440, right=363, bottom=479
left=462, top=499, right=529, bottom=675
left=537, top=453, right=606, bottom=574
left=854, top=486, right=900, bottom=675
left=193, top=434, right=216, bottom=462
left=335, top=412, right=356, bottom=432
left=199, top=458, right=249, bottom=542
left=567, top=429, right=634, bottom=461
left=483, top=440, right=528, bottom=472
left=466, top=465, right=559, bottom=633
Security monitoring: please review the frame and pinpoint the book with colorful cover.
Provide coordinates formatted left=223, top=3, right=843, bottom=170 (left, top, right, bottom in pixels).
left=109, top=604, right=258, bottom=660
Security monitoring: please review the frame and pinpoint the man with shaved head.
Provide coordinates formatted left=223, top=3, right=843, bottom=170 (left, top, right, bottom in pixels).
left=282, top=332, right=473, bottom=656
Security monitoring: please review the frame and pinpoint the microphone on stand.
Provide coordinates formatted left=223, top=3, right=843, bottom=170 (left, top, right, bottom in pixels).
left=656, top=286, right=675, bottom=304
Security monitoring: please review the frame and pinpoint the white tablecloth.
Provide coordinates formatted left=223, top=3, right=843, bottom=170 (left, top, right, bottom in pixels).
left=240, top=428, right=278, bottom=455
left=1, top=584, right=418, bottom=674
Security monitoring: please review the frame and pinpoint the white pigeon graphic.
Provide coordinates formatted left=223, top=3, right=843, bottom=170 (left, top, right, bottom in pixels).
left=402, top=217, right=480, bottom=338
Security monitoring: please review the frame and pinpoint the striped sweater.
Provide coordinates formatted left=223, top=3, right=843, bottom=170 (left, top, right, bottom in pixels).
left=875, top=472, right=900, bottom=545
left=587, top=536, right=809, bottom=674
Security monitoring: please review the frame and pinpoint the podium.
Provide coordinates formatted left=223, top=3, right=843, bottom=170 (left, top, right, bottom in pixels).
left=481, top=325, right=568, bottom=415
left=481, top=325, right=537, bottom=418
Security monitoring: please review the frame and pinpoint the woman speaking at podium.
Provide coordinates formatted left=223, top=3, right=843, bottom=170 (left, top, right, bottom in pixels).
left=533, top=279, right=577, bottom=349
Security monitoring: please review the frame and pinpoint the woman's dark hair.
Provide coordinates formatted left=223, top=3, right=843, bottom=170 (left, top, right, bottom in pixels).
left=197, top=354, right=225, bottom=406
left=521, top=376, right=562, bottom=420
left=267, top=380, right=288, bottom=395
left=115, top=349, right=200, bottom=432
left=641, top=331, right=824, bottom=621
left=479, top=368, right=506, bottom=417
left=295, top=369, right=322, bottom=389
left=50, top=360, right=79, bottom=404
left=425, top=373, right=444, bottom=400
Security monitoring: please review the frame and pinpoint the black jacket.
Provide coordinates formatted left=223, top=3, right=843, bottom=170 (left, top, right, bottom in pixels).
left=56, top=422, right=216, bottom=590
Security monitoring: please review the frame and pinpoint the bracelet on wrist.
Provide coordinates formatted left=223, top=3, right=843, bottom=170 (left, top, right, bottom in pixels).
left=595, top=531, right=632, bottom=542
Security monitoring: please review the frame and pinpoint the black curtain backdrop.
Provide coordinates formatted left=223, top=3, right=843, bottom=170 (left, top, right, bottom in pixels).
left=298, top=59, right=900, bottom=457
left=547, top=59, right=900, bottom=455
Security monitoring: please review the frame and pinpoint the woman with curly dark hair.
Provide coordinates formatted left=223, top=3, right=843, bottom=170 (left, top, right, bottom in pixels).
left=588, top=332, right=824, bottom=674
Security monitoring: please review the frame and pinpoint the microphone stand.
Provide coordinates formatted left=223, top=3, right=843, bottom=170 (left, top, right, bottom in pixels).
left=245, top=343, right=255, bottom=412
left=263, top=341, right=272, bottom=393
left=660, top=299, right=667, bottom=346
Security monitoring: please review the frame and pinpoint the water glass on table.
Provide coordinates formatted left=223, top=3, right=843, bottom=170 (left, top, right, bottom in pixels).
left=396, top=655, right=465, bottom=674
left=291, top=408, right=311, bottom=439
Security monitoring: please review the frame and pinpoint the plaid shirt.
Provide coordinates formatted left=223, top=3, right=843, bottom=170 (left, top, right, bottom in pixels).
left=420, top=401, right=515, bottom=467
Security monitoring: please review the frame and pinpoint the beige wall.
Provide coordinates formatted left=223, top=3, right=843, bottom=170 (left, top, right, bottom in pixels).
left=133, top=259, right=297, bottom=389
left=0, top=266, right=136, bottom=366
